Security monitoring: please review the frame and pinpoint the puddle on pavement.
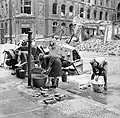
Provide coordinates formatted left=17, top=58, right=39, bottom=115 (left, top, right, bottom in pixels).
left=67, top=86, right=120, bottom=106
left=79, top=89, right=108, bottom=105
left=59, top=81, right=120, bottom=105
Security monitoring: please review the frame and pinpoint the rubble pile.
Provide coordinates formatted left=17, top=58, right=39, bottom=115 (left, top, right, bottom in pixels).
left=77, top=39, right=120, bottom=56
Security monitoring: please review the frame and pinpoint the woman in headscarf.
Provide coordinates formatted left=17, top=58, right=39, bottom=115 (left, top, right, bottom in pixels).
left=38, top=54, right=62, bottom=88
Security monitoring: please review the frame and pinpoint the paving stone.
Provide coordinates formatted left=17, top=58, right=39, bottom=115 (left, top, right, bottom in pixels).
left=50, top=99, right=120, bottom=118
left=0, top=91, right=23, bottom=101
left=50, top=99, right=99, bottom=116
left=0, top=98, right=40, bottom=117
left=3, top=106, right=68, bottom=118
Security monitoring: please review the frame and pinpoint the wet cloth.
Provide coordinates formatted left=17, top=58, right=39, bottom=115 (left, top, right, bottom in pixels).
left=41, top=55, right=62, bottom=77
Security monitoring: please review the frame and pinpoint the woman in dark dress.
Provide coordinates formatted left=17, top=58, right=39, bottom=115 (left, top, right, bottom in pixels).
left=38, top=54, right=62, bottom=88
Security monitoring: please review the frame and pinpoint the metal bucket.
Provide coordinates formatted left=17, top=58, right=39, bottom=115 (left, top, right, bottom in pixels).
left=51, top=78, right=59, bottom=87
left=16, top=68, right=21, bottom=78
left=62, top=72, right=67, bottom=82
left=32, top=74, right=47, bottom=88
left=19, top=70, right=26, bottom=79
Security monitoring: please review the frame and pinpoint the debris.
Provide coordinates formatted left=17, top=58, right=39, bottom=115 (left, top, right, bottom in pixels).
left=43, top=98, right=57, bottom=104
left=55, top=94, right=66, bottom=101
left=32, top=92, right=41, bottom=97
left=76, top=39, right=120, bottom=56
left=42, top=93, right=49, bottom=97
left=79, top=84, right=87, bottom=90
left=54, top=93, right=61, bottom=97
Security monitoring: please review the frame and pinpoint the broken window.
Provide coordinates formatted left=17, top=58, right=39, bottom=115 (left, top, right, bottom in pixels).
left=1, top=22, right=3, bottom=28
left=117, top=3, right=120, bottom=20
left=21, top=28, right=30, bottom=34
left=88, top=0, right=90, bottom=3
left=95, top=0, right=97, bottom=4
left=52, top=3, right=57, bottom=14
left=106, top=0, right=109, bottom=6
left=61, top=4, right=66, bottom=16
left=100, top=0, right=104, bottom=6
left=94, top=10, right=97, bottom=20
left=87, top=8, right=91, bottom=19
left=69, top=5, right=74, bottom=16
left=80, top=8, right=84, bottom=18
left=61, top=22, right=66, bottom=27
left=100, top=11, right=103, bottom=20
left=5, top=22, right=8, bottom=34
left=105, top=12, right=108, bottom=20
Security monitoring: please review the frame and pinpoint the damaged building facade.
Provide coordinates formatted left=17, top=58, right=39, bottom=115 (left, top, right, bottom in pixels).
left=0, top=0, right=119, bottom=43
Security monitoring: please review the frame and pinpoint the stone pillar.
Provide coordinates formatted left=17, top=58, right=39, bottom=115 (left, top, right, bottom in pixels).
left=31, top=0, right=35, bottom=15
left=31, top=22, right=35, bottom=39
left=15, top=20, right=21, bottom=42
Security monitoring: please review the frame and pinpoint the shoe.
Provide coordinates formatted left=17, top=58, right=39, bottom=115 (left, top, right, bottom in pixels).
left=51, top=85, right=57, bottom=88
left=104, top=85, right=107, bottom=91
left=11, top=72, right=16, bottom=75
left=88, top=84, right=91, bottom=87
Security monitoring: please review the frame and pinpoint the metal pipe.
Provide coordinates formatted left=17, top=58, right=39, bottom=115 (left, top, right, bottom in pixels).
left=28, top=31, right=32, bottom=87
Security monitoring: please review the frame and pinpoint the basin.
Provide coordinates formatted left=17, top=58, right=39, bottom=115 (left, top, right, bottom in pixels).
left=32, top=74, right=47, bottom=88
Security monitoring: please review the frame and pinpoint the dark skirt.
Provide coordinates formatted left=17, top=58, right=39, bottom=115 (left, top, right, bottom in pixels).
left=49, top=57, right=62, bottom=77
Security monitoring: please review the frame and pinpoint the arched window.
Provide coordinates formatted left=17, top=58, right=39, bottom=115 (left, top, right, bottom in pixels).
left=52, top=3, right=57, bottom=14
left=87, top=8, right=91, bottom=19
left=6, top=3, right=8, bottom=14
left=100, top=11, right=103, bottom=20
left=61, top=22, right=66, bottom=34
left=61, top=22, right=66, bottom=27
left=1, top=22, right=3, bottom=28
left=100, top=0, right=104, bottom=6
left=69, top=5, right=73, bottom=12
left=61, top=4, right=66, bottom=16
left=94, top=10, right=97, bottom=20
left=69, top=5, right=74, bottom=16
left=105, top=12, right=108, bottom=20
left=52, top=22, right=57, bottom=33
left=88, top=0, right=90, bottom=3
left=80, top=8, right=84, bottom=18
left=95, top=0, right=97, bottom=4
left=117, top=3, right=120, bottom=20
left=106, top=0, right=109, bottom=6
left=5, top=22, right=8, bottom=34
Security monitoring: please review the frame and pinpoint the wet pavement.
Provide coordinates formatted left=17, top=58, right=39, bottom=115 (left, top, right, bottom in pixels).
left=0, top=44, right=120, bottom=117
left=71, top=51, right=120, bottom=108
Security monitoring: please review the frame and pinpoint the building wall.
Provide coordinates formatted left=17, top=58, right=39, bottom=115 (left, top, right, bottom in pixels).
left=0, top=0, right=117, bottom=43
left=45, top=0, right=116, bottom=36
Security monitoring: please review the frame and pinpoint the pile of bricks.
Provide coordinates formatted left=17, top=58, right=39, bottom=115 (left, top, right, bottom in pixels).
left=76, top=39, right=120, bottom=56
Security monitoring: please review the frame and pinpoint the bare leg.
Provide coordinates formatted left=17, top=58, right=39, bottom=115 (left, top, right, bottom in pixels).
left=45, top=77, right=51, bottom=87
left=101, top=70, right=107, bottom=90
